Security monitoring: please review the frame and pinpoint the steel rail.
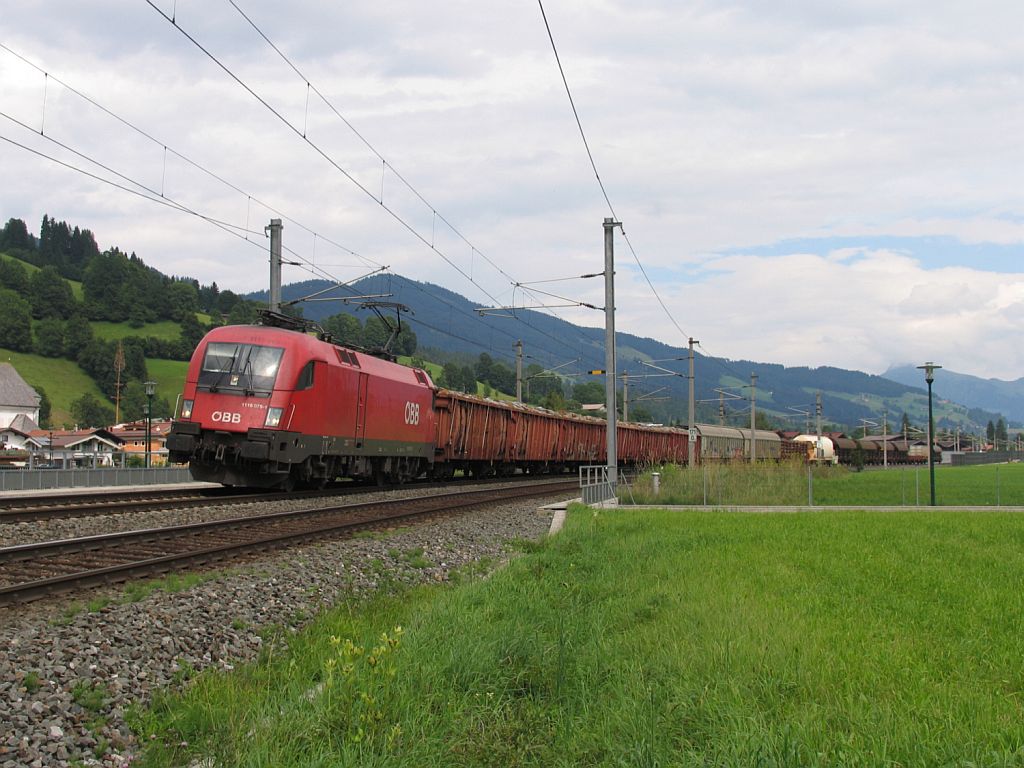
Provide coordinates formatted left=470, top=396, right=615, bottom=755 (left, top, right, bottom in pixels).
left=0, top=474, right=578, bottom=523
left=0, top=480, right=577, bottom=605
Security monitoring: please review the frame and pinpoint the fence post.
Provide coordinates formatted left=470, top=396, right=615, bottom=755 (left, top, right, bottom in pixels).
left=651, top=472, right=660, bottom=496
left=808, top=464, right=813, bottom=506
left=997, top=466, right=1001, bottom=507
left=916, top=469, right=920, bottom=506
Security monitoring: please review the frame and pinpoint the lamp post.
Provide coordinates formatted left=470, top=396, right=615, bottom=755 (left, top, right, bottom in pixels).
left=144, top=380, right=156, bottom=469
left=916, top=362, right=941, bottom=506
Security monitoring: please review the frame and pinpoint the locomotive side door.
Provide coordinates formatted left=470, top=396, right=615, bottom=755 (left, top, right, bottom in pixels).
left=355, top=372, right=369, bottom=448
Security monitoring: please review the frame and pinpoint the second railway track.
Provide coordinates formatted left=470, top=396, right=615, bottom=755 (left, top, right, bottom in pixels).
left=0, top=479, right=577, bottom=605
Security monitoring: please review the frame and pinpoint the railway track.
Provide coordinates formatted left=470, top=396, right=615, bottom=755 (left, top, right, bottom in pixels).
left=0, top=479, right=577, bottom=605
left=0, top=486, right=251, bottom=522
left=0, top=474, right=583, bottom=523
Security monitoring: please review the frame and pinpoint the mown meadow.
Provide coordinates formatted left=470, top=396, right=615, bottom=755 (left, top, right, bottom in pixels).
left=626, top=460, right=1024, bottom=507
left=131, top=505, right=1024, bottom=766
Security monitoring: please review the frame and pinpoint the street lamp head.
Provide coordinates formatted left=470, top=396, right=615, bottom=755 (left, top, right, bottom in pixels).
left=916, top=362, right=941, bottom=383
left=144, top=380, right=157, bottom=397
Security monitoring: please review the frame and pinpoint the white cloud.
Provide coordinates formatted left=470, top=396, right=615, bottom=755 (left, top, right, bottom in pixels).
left=1, top=0, right=1022, bottom=380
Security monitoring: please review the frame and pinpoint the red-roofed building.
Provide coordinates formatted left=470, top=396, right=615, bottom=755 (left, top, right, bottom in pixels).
left=109, top=420, right=173, bottom=466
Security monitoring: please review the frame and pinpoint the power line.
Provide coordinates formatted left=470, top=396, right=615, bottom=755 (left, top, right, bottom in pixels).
left=0, top=42, right=583, bottom=361
left=536, top=0, right=692, bottom=345
left=146, top=1, right=584, bottom=360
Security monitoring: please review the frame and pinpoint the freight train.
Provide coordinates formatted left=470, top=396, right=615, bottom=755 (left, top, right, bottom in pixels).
left=789, top=434, right=931, bottom=466
left=166, top=318, right=908, bottom=489
left=166, top=319, right=696, bottom=489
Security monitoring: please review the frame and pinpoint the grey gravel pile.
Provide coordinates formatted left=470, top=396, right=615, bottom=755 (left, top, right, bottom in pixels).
left=0, top=495, right=561, bottom=767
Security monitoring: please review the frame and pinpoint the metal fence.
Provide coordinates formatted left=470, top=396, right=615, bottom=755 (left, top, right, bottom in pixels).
left=948, top=451, right=1019, bottom=466
left=579, top=465, right=617, bottom=506
left=617, top=462, right=1024, bottom=508
left=0, top=466, right=193, bottom=491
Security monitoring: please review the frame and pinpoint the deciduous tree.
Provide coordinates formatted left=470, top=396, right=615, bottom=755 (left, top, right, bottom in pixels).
left=0, top=288, right=33, bottom=351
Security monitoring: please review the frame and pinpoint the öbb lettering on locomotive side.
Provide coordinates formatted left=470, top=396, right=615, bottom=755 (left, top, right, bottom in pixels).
left=165, top=320, right=819, bottom=490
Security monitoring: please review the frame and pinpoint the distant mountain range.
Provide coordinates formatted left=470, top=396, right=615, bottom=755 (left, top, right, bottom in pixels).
left=248, top=275, right=1013, bottom=432
left=883, top=365, right=1024, bottom=425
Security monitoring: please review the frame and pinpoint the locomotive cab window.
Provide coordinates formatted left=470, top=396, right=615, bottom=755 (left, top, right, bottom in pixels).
left=295, top=361, right=316, bottom=391
left=198, top=342, right=284, bottom=396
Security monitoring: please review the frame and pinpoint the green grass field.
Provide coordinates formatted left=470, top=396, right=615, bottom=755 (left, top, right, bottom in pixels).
left=0, top=252, right=84, bottom=300
left=130, top=506, right=1024, bottom=766
left=145, top=359, right=188, bottom=408
left=90, top=320, right=185, bottom=342
left=628, top=461, right=1024, bottom=507
left=0, top=348, right=108, bottom=426
left=1, top=347, right=187, bottom=426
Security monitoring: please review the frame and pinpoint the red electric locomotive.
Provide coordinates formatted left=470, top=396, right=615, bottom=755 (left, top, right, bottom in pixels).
left=166, top=322, right=436, bottom=489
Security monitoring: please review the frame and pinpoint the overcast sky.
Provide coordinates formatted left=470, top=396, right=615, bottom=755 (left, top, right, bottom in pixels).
left=2, top=1, right=1022, bottom=380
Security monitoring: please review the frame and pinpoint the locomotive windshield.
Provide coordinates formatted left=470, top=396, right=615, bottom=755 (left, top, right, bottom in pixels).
left=198, top=342, right=284, bottom=396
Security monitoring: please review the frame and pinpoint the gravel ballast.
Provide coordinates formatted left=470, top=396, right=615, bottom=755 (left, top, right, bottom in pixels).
left=0, top=494, right=564, bottom=768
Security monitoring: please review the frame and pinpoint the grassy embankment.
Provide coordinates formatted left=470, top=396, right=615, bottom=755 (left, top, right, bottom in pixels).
left=626, top=461, right=1024, bottom=507
left=2, top=316, right=190, bottom=426
left=0, top=349, right=109, bottom=427
left=129, top=505, right=1024, bottom=766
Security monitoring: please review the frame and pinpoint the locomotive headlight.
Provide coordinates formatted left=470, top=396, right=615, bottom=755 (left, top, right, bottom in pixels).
left=265, top=407, right=284, bottom=428
left=181, top=399, right=194, bottom=419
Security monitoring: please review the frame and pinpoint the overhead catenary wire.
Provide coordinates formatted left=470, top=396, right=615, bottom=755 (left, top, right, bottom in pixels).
left=146, top=2, right=571, bottom=349
left=223, top=0, right=560, bottom=312
left=2, top=119, right=569, bottom=368
left=0, top=43, right=581, bottom=368
left=536, top=5, right=770, bottom=391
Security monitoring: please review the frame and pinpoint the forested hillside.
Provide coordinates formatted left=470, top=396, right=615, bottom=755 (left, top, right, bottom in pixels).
left=0, top=215, right=257, bottom=426
left=0, top=215, right=424, bottom=428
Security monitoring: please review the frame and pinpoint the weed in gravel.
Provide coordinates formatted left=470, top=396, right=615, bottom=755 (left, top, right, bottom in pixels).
left=171, top=659, right=196, bottom=685
left=122, top=571, right=226, bottom=602
left=230, top=618, right=247, bottom=631
left=93, top=736, right=110, bottom=759
left=71, top=680, right=109, bottom=713
left=87, top=596, right=113, bottom=612
left=23, top=670, right=42, bottom=693
left=403, top=547, right=433, bottom=569
left=52, top=602, right=84, bottom=625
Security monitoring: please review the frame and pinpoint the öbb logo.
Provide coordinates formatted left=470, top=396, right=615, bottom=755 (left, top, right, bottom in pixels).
left=404, top=402, right=420, bottom=426
left=211, top=411, right=242, bottom=424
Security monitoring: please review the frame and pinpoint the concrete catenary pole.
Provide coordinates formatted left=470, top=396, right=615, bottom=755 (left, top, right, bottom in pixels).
left=515, top=340, right=523, bottom=403
left=750, top=372, right=758, bottom=463
left=603, top=218, right=620, bottom=489
left=267, top=219, right=283, bottom=313
left=688, top=337, right=698, bottom=468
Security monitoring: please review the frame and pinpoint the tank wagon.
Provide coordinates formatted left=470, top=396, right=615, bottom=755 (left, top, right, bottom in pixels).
left=167, top=322, right=692, bottom=489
